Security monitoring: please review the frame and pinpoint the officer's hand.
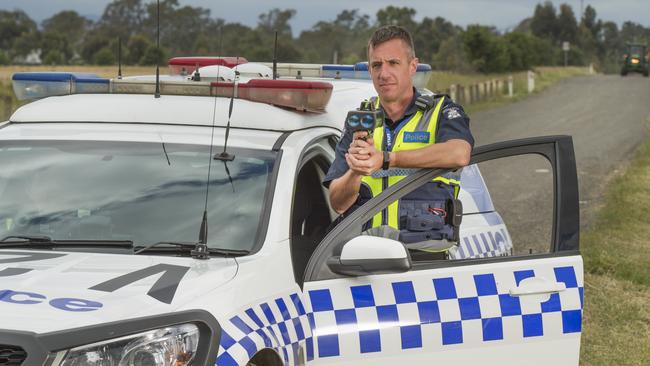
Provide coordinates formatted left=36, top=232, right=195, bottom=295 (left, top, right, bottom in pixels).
left=348, top=135, right=375, bottom=160
left=346, top=146, right=383, bottom=176
left=352, top=131, right=369, bottom=141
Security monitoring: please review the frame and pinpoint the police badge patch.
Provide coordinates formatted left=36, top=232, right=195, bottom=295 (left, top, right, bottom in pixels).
left=444, top=107, right=462, bottom=120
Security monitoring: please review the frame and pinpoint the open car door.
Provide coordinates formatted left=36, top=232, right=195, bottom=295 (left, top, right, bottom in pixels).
left=301, top=136, right=582, bottom=365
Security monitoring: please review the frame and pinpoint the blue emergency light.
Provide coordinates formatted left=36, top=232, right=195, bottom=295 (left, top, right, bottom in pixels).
left=320, top=62, right=432, bottom=85
left=321, top=65, right=355, bottom=79
left=12, top=72, right=110, bottom=100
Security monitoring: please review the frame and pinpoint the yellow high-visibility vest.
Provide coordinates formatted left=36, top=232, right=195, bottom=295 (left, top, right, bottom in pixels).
left=360, top=95, right=461, bottom=229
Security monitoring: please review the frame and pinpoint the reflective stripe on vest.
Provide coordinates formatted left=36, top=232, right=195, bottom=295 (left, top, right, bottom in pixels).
left=360, top=95, right=461, bottom=229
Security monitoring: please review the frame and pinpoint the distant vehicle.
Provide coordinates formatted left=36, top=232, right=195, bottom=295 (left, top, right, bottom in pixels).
left=621, top=43, right=649, bottom=77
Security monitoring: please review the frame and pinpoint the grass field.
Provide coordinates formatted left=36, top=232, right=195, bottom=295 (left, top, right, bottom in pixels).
left=579, top=115, right=650, bottom=365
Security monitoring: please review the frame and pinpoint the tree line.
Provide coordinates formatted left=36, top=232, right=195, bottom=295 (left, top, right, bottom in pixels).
left=0, top=0, right=648, bottom=73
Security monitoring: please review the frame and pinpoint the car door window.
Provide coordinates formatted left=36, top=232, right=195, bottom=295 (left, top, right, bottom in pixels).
left=290, top=155, right=333, bottom=284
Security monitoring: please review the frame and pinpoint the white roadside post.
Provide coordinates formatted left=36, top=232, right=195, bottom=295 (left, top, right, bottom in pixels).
left=527, top=70, right=535, bottom=94
left=508, top=75, right=514, bottom=98
left=563, top=41, right=570, bottom=67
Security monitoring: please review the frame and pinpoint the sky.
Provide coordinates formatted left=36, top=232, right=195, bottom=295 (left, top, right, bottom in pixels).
left=2, top=0, right=649, bottom=35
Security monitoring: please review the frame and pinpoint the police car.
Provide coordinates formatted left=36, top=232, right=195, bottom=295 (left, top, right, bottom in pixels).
left=0, top=57, right=582, bottom=366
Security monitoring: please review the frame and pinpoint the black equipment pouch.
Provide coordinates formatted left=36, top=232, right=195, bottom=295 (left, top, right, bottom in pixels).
left=398, top=199, right=455, bottom=244
left=404, top=214, right=444, bottom=231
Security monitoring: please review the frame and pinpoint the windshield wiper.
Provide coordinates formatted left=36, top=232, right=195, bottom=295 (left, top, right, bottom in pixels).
left=134, top=241, right=249, bottom=257
left=0, top=235, right=133, bottom=248
left=2, top=235, right=53, bottom=242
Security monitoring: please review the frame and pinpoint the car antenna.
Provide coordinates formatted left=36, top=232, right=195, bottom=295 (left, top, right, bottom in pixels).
left=191, top=28, right=225, bottom=260
left=273, top=30, right=278, bottom=80
left=117, top=37, right=122, bottom=79
left=154, top=0, right=161, bottom=99
left=214, top=56, right=239, bottom=193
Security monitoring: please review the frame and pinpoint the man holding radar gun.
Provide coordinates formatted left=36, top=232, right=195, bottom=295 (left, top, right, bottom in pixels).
left=322, top=25, right=474, bottom=258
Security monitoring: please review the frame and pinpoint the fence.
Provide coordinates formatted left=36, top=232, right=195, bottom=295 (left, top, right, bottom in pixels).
left=443, top=70, right=536, bottom=105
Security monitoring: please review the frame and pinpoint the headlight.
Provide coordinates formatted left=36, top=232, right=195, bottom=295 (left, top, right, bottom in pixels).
left=57, top=323, right=199, bottom=366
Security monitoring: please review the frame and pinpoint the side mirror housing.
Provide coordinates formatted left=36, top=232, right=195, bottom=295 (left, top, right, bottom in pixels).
left=327, top=236, right=412, bottom=276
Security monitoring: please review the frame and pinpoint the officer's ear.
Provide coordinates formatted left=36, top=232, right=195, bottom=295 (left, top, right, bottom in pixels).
left=409, top=56, right=419, bottom=75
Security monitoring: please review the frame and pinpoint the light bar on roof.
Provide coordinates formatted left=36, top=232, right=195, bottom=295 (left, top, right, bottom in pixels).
left=212, top=79, right=333, bottom=112
left=11, top=71, right=333, bottom=113
left=12, top=72, right=109, bottom=100
left=261, top=62, right=433, bottom=87
left=110, top=79, right=213, bottom=96
left=168, top=57, right=248, bottom=75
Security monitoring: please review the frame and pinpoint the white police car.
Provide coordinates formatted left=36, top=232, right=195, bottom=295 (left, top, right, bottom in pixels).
left=0, top=58, right=582, bottom=366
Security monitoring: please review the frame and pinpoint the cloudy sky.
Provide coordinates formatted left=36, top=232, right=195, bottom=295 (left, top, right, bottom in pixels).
left=2, top=0, right=649, bottom=34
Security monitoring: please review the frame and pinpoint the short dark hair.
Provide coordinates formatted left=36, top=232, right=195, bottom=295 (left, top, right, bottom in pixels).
left=368, top=25, right=416, bottom=59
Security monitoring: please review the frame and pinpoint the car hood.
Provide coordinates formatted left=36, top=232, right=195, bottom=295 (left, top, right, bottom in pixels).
left=0, top=249, right=237, bottom=333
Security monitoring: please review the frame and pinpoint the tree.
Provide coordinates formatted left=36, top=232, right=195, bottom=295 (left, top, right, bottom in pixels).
left=99, top=0, right=145, bottom=39
left=530, top=1, right=558, bottom=43
left=557, top=4, right=578, bottom=44
left=581, top=5, right=600, bottom=39
left=126, top=34, right=152, bottom=64
left=414, top=17, right=459, bottom=63
left=463, top=25, right=509, bottom=73
left=0, top=50, right=9, bottom=65
left=433, top=35, right=471, bottom=72
left=43, top=50, right=65, bottom=65
left=297, top=9, right=371, bottom=63
left=139, top=44, right=167, bottom=65
left=142, top=0, right=213, bottom=56
left=10, top=31, right=41, bottom=61
left=258, top=8, right=296, bottom=37
left=40, top=32, right=73, bottom=64
left=42, top=11, right=90, bottom=48
left=376, top=6, right=417, bottom=32
left=0, top=10, right=37, bottom=51
left=93, top=47, right=116, bottom=65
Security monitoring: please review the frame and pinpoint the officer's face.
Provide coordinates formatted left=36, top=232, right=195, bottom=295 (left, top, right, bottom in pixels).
left=368, top=39, right=418, bottom=104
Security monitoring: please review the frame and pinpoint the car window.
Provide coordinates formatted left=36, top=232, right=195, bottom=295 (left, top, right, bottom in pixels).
left=470, top=154, right=553, bottom=257
left=334, top=153, right=554, bottom=264
left=0, top=140, right=277, bottom=252
left=290, top=155, right=333, bottom=283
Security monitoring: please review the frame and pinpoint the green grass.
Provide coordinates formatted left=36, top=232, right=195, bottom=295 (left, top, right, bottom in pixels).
left=580, top=116, right=650, bottom=365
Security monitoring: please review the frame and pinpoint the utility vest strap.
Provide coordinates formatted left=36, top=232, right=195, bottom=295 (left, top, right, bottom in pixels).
left=371, top=168, right=420, bottom=178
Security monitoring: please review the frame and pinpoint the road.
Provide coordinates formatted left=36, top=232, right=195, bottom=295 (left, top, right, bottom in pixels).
left=468, top=73, right=650, bottom=254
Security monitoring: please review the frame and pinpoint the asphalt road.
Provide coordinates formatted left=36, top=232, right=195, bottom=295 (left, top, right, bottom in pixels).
left=468, top=73, right=650, bottom=254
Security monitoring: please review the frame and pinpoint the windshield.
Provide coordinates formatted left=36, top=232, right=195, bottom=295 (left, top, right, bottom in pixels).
left=629, top=45, right=644, bottom=56
left=0, top=140, right=277, bottom=253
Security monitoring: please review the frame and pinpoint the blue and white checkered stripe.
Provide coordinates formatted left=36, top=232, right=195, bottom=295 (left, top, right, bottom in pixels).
left=306, top=265, right=583, bottom=359
left=453, top=226, right=512, bottom=259
left=216, top=293, right=313, bottom=366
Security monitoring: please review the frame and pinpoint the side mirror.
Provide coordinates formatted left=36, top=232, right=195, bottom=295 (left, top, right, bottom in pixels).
left=327, top=236, right=412, bottom=276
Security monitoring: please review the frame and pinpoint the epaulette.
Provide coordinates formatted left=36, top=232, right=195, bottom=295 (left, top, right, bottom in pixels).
left=415, top=93, right=449, bottom=111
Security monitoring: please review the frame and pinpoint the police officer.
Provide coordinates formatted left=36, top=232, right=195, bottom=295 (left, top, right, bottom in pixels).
left=322, top=25, right=474, bottom=256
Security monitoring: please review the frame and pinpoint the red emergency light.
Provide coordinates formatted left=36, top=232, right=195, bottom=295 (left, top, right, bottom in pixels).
left=168, top=57, right=249, bottom=75
left=211, top=79, right=333, bottom=112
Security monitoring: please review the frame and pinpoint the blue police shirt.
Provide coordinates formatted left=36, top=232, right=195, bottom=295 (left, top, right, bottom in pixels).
left=322, top=89, right=474, bottom=188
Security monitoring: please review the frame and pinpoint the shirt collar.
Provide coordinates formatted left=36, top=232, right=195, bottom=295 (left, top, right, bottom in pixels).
left=381, top=87, right=420, bottom=126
